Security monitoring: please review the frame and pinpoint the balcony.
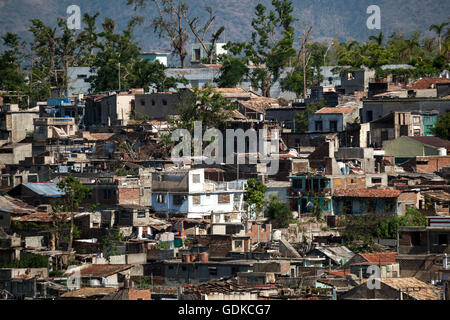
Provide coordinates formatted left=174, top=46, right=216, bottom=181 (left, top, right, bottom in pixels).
left=34, top=117, right=75, bottom=126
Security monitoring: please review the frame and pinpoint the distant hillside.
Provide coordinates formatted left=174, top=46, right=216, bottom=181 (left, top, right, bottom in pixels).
left=0, top=0, right=448, bottom=50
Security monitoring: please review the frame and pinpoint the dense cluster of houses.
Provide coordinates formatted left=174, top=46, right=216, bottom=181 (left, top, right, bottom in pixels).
left=0, top=53, right=449, bottom=300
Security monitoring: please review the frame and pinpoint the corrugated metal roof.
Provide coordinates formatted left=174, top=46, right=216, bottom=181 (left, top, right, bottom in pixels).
left=316, top=246, right=355, bottom=264
left=23, top=183, right=65, bottom=197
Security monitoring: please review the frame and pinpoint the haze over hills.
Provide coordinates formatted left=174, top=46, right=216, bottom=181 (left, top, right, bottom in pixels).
left=0, top=0, right=449, bottom=51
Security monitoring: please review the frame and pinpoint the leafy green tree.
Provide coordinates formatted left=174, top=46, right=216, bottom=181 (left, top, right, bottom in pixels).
left=88, top=18, right=141, bottom=92
left=431, top=112, right=450, bottom=140
left=281, top=64, right=314, bottom=98
left=266, top=195, right=293, bottom=228
left=0, top=253, right=48, bottom=268
left=375, top=208, right=427, bottom=238
left=53, top=174, right=92, bottom=256
left=0, top=33, right=26, bottom=103
left=171, top=83, right=236, bottom=134
left=129, top=59, right=186, bottom=92
left=102, top=229, right=124, bottom=261
left=227, top=0, right=296, bottom=97
left=215, top=55, right=248, bottom=88
left=294, top=100, right=327, bottom=133
left=244, top=178, right=267, bottom=219
left=78, top=12, right=100, bottom=65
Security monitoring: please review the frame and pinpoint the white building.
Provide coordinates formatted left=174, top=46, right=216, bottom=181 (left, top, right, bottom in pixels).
left=152, top=168, right=246, bottom=219
left=190, top=43, right=227, bottom=64
left=67, top=67, right=95, bottom=97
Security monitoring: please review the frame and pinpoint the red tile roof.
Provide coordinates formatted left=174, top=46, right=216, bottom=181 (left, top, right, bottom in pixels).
left=316, top=107, right=356, bottom=114
left=360, top=252, right=397, bottom=264
left=411, top=78, right=450, bottom=89
left=333, top=188, right=401, bottom=198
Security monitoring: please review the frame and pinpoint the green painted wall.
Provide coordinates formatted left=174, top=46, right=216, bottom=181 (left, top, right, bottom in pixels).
left=383, top=136, right=439, bottom=158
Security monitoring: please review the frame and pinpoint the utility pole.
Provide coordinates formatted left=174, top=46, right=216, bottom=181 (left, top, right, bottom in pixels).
left=297, top=26, right=312, bottom=100
left=118, top=63, right=121, bottom=91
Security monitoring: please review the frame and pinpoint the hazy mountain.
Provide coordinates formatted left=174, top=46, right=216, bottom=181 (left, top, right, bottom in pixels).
left=0, top=0, right=448, bottom=51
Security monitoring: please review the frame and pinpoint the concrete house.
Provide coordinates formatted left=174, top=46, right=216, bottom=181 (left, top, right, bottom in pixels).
left=151, top=169, right=246, bottom=218
left=361, top=97, right=450, bottom=123
left=339, top=69, right=375, bottom=95
left=308, top=106, right=359, bottom=133
left=332, top=188, right=401, bottom=216
left=0, top=104, right=39, bottom=145
left=67, top=67, right=95, bottom=97
left=368, top=111, right=439, bottom=148
left=33, top=117, right=77, bottom=141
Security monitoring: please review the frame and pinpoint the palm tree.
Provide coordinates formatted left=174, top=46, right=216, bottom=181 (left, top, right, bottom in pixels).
left=369, top=31, right=384, bottom=46
left=429, top=22, right=449, bottom=53
left=404, top=38, right=420, bottom=63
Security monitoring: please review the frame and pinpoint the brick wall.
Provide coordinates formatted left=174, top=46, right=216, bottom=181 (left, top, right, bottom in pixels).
left=193, top=235, right=232, bottom=258
left=354, top=90, right=368, bottom=101
left=118, top=187, right=140, bottom=206
left=128, top=288, right=151, bottom=300
left=415, top=156, right=450, bottom=173
left=398, top=191, right=421, bottom=215
left=246, top=223, right=272, bottom=244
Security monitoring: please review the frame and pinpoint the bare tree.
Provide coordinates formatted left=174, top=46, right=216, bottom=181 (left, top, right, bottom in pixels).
left=128, top=0, right=190, bottom=68
left=182, top=6, right=225, bottom=64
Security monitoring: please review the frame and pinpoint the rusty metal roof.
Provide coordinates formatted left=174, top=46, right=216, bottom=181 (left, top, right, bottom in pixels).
left=333, top=188, right=401, bottom=198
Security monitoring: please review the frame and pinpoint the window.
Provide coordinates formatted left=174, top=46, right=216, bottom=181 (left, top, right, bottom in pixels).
left=28, top=175, right=38, bottom=183
left=329, top=120, right=337, bottom=132
left=137, top=210, right=146, bottom=218
left=292, top=179, right=303, bottom=190
left=14, top=176, right=22, bottom=186
left=371, top=178, right=382, bottom=184
left=366, top=111, right=373, bottom=122
left=192, top=174, right=200, bottom=183
left=192, top=195, right=201, bottom=205
left=121, top=211, right=130, bottom=219
left=77, top=74, right=87, bottom=79
left=315, top=121, right=323, bottom=132
left=151, top=100, right=155, bottom=106
left=140, top=99, right=145, bottom=106
left=218, top=194, right=230, bottom=204
left=208, top=267, right=217, bottom=276
left=234, top=240, right=243, bottom=248
left=156, top=194, right=165, bottom=203
left=347, top=72, right=355, bottom=80
left=417, top=160, right=429, bottom=165
left=173, top=195, right=185, bottom=206
left=103, top=189, right=113, bottom=199
left=194, top=48, right=201, bottom=61
left=2, top=177, right=9, bottom=186
left=438, top=234, right=448, bottom=245
left=162, top=99, right=167, bottom=106
left=399, top=125, right=408, bottom=136
left=411, top=232, right=421, bottom=246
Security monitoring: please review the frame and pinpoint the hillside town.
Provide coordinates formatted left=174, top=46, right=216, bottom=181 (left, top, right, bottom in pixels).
left=0, top=0, right=450, bottom=302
